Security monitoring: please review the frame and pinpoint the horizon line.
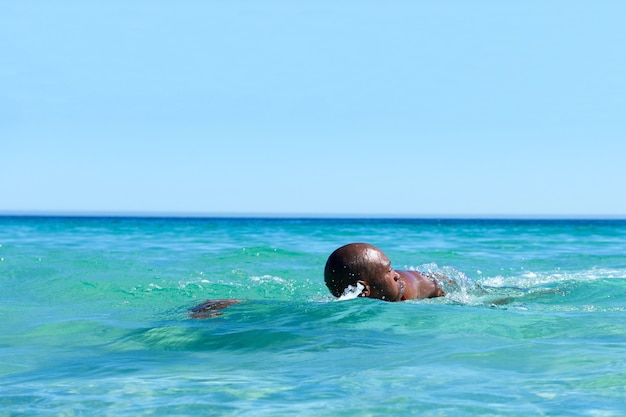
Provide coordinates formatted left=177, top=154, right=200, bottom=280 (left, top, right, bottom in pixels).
left=1, top=210, right=625, bottom=221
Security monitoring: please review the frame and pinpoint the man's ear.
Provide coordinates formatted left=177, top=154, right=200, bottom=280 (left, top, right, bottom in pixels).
left=357, top=280, right=370, bottom=297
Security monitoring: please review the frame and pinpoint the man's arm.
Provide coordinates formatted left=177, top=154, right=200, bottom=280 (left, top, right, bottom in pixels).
left=189, top=299, right=240, bottom=318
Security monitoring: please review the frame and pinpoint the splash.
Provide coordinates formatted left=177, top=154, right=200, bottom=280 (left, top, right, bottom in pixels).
left=407, top=263, right=475, bottom=304
left=337, top=282, right=365, bottom=301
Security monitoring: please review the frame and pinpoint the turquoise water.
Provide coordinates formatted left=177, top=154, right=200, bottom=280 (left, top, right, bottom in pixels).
left=1, top=216, right=626, bottom=416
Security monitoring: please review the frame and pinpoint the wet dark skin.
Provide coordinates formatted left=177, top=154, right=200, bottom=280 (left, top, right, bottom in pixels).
left=189, top=299, right=239, bottom=318
left=324, top=243, right=445, bottom=301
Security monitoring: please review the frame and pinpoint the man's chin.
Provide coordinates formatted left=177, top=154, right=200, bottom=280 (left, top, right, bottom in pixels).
left=397, top=282, right=406, bottom=301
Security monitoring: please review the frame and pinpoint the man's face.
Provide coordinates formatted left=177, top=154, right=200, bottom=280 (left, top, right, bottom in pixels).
left=362, top=247, right=404, bottom=301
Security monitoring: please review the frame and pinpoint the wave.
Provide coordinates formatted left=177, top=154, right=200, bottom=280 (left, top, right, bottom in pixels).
left=400, top=263, right=626, bottom=310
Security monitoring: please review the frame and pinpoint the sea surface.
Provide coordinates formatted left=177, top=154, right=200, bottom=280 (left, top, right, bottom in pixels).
left=1, top=216, right=626, bottom=416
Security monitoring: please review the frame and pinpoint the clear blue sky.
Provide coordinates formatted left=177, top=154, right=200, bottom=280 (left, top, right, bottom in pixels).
left=2, top=1, right=625, bottom=217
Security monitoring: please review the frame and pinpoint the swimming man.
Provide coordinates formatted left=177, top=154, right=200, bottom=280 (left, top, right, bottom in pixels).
left=324, top=243, right=445, bottom=301
left=191, top=242, right=445, bottom=318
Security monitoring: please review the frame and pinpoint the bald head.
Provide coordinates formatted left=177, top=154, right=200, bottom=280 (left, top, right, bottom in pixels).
left=324, top=243, right=386, bottom=297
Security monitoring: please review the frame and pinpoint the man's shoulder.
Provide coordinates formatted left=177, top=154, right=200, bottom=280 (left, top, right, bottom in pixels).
left=398, top=270, right=426, bottom=280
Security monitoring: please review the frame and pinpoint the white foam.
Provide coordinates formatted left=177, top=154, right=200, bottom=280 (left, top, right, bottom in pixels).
left=250, top=275, right=286, bottom=283
left=480, top=267, right=626, bottom=289
left=337, top=282, right=364, bottom=301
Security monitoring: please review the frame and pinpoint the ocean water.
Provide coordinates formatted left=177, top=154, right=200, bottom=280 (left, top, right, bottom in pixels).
left=1, top=216, right=626, bottom=416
